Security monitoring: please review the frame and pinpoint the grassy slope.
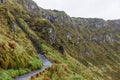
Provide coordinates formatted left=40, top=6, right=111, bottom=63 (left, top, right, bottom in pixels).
left=0, top=0, right=120, bottom=80
left=0, top=2, right=43, bottom=80
left=31, top=43, right=120, bottom=80
left=30, top=7, right=120, bottom=80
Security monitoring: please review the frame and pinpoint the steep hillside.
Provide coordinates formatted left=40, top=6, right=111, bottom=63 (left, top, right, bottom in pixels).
left=0, top=0, right=120, bottom=80
left=33, top=4, right=120, bottom=80
left=0, top=0, right=43, bottom=79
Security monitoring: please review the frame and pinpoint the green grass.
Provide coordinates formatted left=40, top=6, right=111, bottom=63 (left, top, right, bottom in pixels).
left=0, top=68, right=31, bottom=80
left=30, top=44, right=105, bottom=80
left=30, top=42, right=120, bottom=80
left=0, top=4, right=43, bottom=79
left=1, top=0, right=120, bottom=80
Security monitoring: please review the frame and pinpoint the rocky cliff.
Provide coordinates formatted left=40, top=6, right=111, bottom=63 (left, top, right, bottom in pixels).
left=37, top=3, right=120, bottom=80
left=0, top=0, right=120, bottom=80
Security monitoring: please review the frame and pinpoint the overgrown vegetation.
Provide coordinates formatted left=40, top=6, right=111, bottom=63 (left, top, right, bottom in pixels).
left=31, top=43, right=120, bottom=80
left=30, top=2, right=120, bottom=80
left=0, top=0, right=120, bottom=80
left=0, top=2, right=43, bottom=80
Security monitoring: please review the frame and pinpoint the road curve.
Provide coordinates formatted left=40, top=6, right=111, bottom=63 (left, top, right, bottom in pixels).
left=14, top=54, right=52, bottom=80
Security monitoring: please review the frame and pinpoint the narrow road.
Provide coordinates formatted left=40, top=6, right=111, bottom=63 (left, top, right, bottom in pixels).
left=14, top=54, right=52, bottom=80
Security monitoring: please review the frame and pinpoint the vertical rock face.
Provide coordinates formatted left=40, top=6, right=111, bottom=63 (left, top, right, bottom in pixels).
left=42, top=27, right=56, bottom=45
left=49, top=29, right=56, bottom=45
left=35, top=6, right=120, bottom=45
left=10, top=21, right=16, bottom=33
left=40, top=9, right=120, bottom=29
left=39, top=8, right=120, bottom=43
left=67, top=33, right=72, bottom=40
left=89, top=19, right=107, bottom=28
left=107, top=19, right=120, bottom=28
left=41, top=9, right=75, bottom=28
left=16, top=0, right=39, bottom=16
left=105, top=34, right=115, bottom=42
left=73, top=18, right=107, bottom=28
left=47, top=28, right=56, bottom=45
left=77, top=37, right=80, bottom=44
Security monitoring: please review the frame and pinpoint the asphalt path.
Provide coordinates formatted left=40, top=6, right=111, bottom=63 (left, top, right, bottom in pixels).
left=14, top=54, right=52, bottom=80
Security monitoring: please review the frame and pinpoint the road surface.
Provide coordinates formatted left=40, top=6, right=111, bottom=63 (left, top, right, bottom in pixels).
left=14, top=54, right=52, bottom=80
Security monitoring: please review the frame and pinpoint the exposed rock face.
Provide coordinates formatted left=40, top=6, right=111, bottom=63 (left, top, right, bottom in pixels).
left=80, top=51, right=93, bottom=56
left=40, top=8, right=120, bottom=29
left=73, top=18, right=120, bottom=29
left=80, top=34, right=116, bottom=42
left=77, top=37, right=80, bottom=44
left=41, top=9, right=75, bottom=28
left=42, top=27, right=56, bottom=45
left=10, top=21, right=16, bottom=33
left=105, top=34, right=116, bottom=42
left=107, top=19, right=120, bottom=30
left=73, top=18, right=107, bottom=28
left=16, top=0, right=39, bottom=16
left=44, top=14, right=58, bottom=23
left=39, top=9, right=120, bottom=43
left=67, top=33, right=72, bottom=40
left=50, top=31, right=56, bottom=45
left=48, top=28, right=56, bottom=45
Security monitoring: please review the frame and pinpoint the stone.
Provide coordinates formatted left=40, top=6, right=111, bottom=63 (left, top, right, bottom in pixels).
left=49, top=29, right=56, bottom=45
left=77, top=37, right=80, bottom=44
left=25, top=0, right=39, bottom=16
left=67, top=33, right=72, bottom=40
left=11, top=22, right=16, bottom=33
left=42, top=27, right=56, bottom=45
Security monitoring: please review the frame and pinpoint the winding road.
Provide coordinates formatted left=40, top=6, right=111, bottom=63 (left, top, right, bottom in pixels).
left=14, top=54, right=52, bottom=80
